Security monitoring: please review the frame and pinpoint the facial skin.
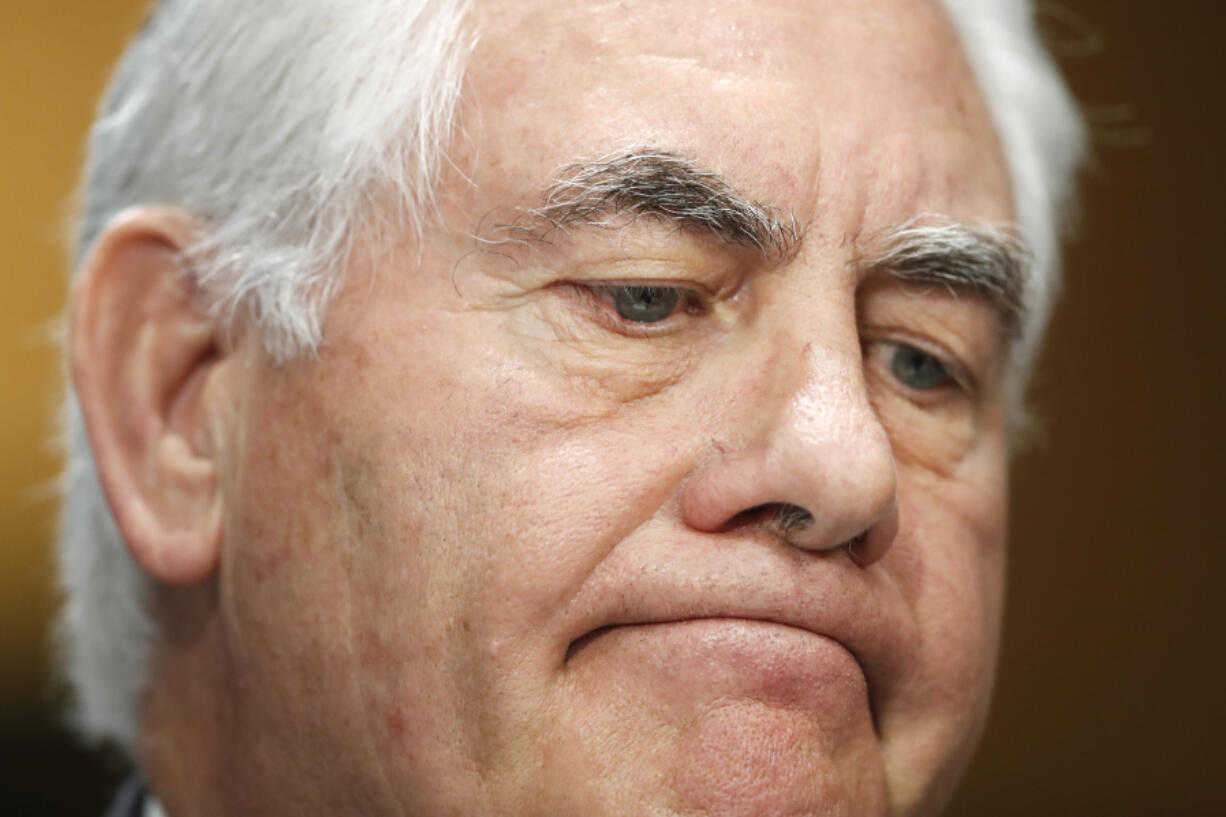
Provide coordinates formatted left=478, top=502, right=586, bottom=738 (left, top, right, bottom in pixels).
left=74, top=0, right=1018, bottom=815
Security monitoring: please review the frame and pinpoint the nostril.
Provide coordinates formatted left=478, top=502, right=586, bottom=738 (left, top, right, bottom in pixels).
left=725, top=500, right=814, bottom=532
left=725, top=503, right=815, bottom=535
left=774, top=503, right=815, bottom=534
left=844, top=530, right=874, bottom=566
left=723, top=503, right=769, bottom=532
left=842, top=530, right=867, bottom=553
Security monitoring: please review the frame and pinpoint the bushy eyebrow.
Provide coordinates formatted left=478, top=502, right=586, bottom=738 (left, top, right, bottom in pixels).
left=864, top=221, right=1033, bottom=340
left=490, top=149, right=800, bottom=260
left=482, top=150, right=1030, bottom=337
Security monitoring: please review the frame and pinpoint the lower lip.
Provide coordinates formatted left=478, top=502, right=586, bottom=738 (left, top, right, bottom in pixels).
left=566, top=618, right=868, bottom=713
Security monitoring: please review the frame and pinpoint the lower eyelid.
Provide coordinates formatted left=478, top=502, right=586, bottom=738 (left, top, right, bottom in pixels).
left=866, top=335, right=974, bottom=387
left=866, top=341, right=973, bottom=399
left=580, top=284, right=703, bottom=323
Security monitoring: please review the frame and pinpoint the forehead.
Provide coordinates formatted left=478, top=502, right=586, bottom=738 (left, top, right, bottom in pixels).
left=460, top=0, right=1011, bottom=234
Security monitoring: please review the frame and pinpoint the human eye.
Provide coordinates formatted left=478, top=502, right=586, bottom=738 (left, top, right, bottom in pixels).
left=886, top=343, right=953, bottom=391
left=596, top=284, right=685, bottom=323
left=569, top=282, right=706, bottom=333
left=865, top=339, right=973, bottom=401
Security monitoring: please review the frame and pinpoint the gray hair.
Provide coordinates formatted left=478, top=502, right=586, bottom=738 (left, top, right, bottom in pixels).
left=59, top=0, right=474, bottom=752
left=943, top=0, right=1087, bottom=376
left=56, top=0, right=1085, bottom=755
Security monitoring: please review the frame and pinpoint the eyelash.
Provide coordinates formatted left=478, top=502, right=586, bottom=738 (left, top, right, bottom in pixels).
left=569, top=283, right=705, bottom=334
left=864, top=338, right=976, bottom=401
left=562, top=284, right=978, bottom=399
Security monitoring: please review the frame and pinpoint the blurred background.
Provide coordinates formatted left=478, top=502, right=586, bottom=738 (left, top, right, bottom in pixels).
left=2, top=1, right=1223, bottom=814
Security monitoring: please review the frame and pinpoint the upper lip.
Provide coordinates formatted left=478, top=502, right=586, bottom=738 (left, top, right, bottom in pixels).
left=559, top=537, right=916, bottom=724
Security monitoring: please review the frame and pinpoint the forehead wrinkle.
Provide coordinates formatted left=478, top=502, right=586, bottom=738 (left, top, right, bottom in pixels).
left=864, top=219, right=1033, bottom=342
left=478, top=149, right=803, bottom=262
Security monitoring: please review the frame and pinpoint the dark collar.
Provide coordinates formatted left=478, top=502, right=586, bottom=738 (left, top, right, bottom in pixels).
left=102, top=776, right=146, bottom=817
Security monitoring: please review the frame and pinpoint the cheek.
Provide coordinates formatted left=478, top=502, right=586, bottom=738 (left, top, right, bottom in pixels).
left=877, top=453, right=1008, bottom=808
left=219, top=317, right=712, bottom=776
left=442, top=372, right=702, bottom=652
left=213, top=402, right=386, bottom=807
left=216, top=359, right=520, bottom=813
left=896, top=457, right=1007, bottom=690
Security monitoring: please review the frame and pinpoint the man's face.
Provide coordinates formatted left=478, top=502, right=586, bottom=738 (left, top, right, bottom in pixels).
left=200, top=0, right=1013, bottom=814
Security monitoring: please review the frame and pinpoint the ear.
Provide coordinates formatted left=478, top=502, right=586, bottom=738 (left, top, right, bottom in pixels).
left=70, top=207, right=230, bottom=585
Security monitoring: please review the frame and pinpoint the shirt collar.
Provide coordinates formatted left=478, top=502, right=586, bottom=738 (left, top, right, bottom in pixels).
left=145, top=794, right=167, bottom=817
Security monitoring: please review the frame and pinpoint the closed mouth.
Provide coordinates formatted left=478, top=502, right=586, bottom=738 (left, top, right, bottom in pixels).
left=564, top=616, right=880, bottom=732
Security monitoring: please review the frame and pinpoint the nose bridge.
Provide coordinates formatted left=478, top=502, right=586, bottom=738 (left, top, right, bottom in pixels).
left=681, top=312, right=899, bottom=565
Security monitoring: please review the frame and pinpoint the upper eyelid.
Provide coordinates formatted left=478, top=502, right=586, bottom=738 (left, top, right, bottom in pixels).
left=575, top=282, right=707, bottom=312
left=561, top=282, right=702, bottom=335
left=559, top=259, right=734, bottom=294
left=866, top=337, right=976, bottom=395
left=585, top=280, right=705, bottom=296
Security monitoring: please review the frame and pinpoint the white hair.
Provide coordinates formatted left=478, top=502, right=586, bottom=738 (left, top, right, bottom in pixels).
left=57, top=0, right=1084, bottom=756
left=941, top=0, right=1088, bottom=383
left=59, top=0, right=474, bottom=752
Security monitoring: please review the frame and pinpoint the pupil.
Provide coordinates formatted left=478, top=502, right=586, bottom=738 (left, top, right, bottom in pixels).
left=612, top=286, right=680, bottom=323
left=892, top=345, right=948, bottom=390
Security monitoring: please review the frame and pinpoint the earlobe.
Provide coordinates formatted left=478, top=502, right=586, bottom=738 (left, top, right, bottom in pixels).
left=70, top=207, right=228, bottom=585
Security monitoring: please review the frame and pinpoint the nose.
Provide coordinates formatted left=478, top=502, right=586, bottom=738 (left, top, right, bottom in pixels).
left=680, top=344, right=899, bottom=567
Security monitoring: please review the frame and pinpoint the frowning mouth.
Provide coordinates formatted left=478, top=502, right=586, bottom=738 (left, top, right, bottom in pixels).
left=564, top=617, right=880, bottom=730
left=565, top=616, right=841, bottom=663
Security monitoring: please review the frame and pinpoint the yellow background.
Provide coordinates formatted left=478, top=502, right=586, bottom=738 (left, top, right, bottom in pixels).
left=3, top=1, right=1224, bottom=814
left=1, top=1, right=147, bottom=688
